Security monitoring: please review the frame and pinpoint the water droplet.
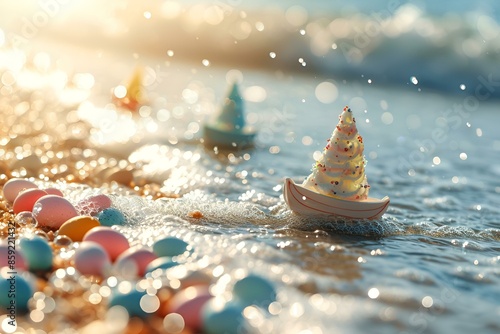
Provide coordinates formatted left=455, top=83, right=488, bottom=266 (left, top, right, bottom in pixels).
left=367, top=79, right=372, bottom=84
left=459, top=152, right=468, bottom=160
left=368, top=288, right=380, bottom=299
left=432, top=156, right=441, bottom=165
left=269, top=52, right=276, bottom=59
left=460, top=84, right=466, bottom=90
left=15, top=211, right=38, bottom=228
left=410, top=76, right=418, bottom=85
left=299, top=29, right=306, bottom=35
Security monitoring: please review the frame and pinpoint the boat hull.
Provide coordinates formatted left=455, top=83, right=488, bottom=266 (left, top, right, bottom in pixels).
left=283, top=178, right=389, bottom=220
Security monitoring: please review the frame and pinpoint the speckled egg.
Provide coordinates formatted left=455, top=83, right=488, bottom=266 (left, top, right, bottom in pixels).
left=76, top=194, right=112, bottom=216
left=232, top=274, right=276, bottom=308
left=202, top=298, right=247, bottom=334
left=169, top=285, right=212, bottom=330
left=0, top=269, right=34, bottom=313
left=0, top=241, right=27, bottom=271
left=33, top=195, right=78, bottom=229
left=83, top=227, right=130, bottom=261
left=18, top=236, right=53, bottom=272
left=108, top=284, right=148, bottom=318
left=13, top=188, right=48, bottom=214
left=97, top=208, right=126, bottom=226
left=152, top=236, right=190, bottom=257
left=145, top=256, right=179, bottom=274
left=114, top=247, right=156, bottom=277
left=74, top=241, right=111, bottom=277
left=2, top=178, right=38, bottom=203
left=58, top=216, right=100, bottom=242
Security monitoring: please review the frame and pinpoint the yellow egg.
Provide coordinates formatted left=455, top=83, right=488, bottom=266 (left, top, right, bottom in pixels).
left=58, top=216, right=100, bottom=242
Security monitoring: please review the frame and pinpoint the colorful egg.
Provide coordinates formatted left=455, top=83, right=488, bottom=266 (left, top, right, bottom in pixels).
left=83, top=227, right=130, bottom=261
left=76, top=194, right=112, bottom=216
left=202, top=298, right=247, bottom=334
left=58, top=216, right=100, bottom=242
left=108, top=284, right=148, bottom=318
left=18, top=236, right=53, bottom=272
left=0, top=269, right=34, bottom=313
left=97, top=208, right=126, bottom=226
left=0, top=242, right=28, bottom=271
left=169, top=285, right=212, bottom=330
left=232, top=274, right=276, bottom=308
left=114, top=247, right=156, bottom=277
left=13, top=188, right=48, bottom=214
left=2, top=178, right=38, bottom=203
left=145, top=256, right=179, bottom=274
left=44, top=187, right=64, bottom=196
left=33, top=195, right=78, bottom=229
left=74, top=241, right=111, bottom=277
left=153, top=236, right=190, bottom=257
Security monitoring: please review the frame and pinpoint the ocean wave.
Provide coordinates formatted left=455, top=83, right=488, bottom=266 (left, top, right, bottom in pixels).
left=3, top=1, right=500, bottom=97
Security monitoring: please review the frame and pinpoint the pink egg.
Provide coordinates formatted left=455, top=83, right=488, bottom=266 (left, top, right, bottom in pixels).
left=83, top=227, right=130, bottom=261
left=169, top=285, right=212, bottom=330
left=0, top=242, right=28, bottom=271
left=13, top=189, right=48, bottom=214
left=114, top=247, right=156, bottom=277
left=33, top=195, right=78, bottom=229
left=44, top=188, right=64, bottom=196
left=76, top=194, right=112, bottom=216
left=2, top=178, right=38, bottom=203
left=74, top=241, right=111, bottom=277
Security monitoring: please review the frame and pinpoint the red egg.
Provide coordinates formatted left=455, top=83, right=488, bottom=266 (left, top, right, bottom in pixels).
left=114, top=247, right=156, bottom=277
left=33, top=195, right=78, bottom=229
left=2, top=178, right=38, bottom=203
left=83, top=227, right=130, bottom=261
left=13, top=189, right=48, bottom=214
left=169, top=285, right=212, bottom=330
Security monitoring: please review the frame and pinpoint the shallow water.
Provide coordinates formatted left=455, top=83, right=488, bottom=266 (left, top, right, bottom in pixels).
left=2, top=2, right=500, bottom=333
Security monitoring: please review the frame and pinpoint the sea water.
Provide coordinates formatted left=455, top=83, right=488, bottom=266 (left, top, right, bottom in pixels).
left=1, top=1, right=500, bottom=333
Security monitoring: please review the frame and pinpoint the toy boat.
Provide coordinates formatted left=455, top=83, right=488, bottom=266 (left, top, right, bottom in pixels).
left=283, top=178, right=389, bottom=220
left=203, top=83, right=256, bottom=149
left=283, top=106, right=389, bottom=220
left=112, top=67, right=146, bottom=112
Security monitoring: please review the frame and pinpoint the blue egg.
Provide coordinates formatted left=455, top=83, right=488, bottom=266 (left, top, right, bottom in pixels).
left=145, top=256, right=179, bottom=274
left=19, top=236, right=53, bottom=272
left=97, top=208, right=126, bottom=226
left=108, top=286, right=147, bottom=318
left=232, top=274, right=276, bottom=308
left=202, top=298, right=248, bottom=334
left=0, top=271, right=33, bottom=314
left=152, top=236, right=189, bottom=257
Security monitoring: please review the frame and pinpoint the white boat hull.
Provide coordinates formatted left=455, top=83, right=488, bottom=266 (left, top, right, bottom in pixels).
left=283, top=178, right=389, bottom=220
